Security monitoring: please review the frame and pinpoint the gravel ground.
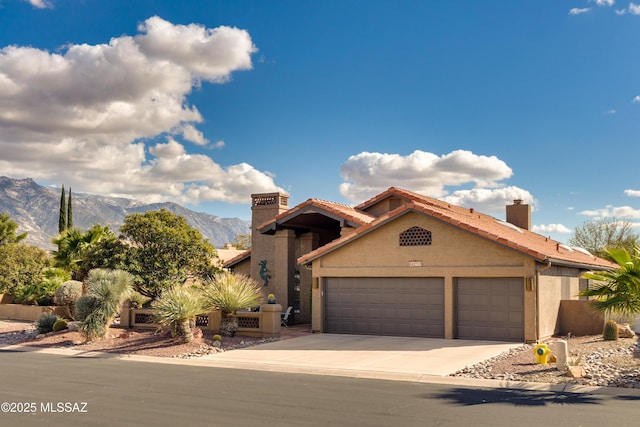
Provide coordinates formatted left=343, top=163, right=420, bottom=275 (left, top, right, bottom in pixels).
left=451, top=335, right=640, bottom=388
left=0, top=319, right=274, bottom=358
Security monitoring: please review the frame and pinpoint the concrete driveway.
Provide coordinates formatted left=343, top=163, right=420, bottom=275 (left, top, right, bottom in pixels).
left=199, top=333, right=522, bottom=381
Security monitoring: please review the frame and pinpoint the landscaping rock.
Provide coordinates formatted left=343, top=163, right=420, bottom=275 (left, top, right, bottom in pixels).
left=567, top=366, right=585, bottom=378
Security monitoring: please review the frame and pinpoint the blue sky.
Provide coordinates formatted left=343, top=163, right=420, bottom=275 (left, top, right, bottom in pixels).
left=1, top=0, right=640, bottom=243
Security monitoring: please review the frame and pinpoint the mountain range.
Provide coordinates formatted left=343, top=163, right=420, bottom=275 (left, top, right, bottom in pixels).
left=0, top=176, right=250, bottom=250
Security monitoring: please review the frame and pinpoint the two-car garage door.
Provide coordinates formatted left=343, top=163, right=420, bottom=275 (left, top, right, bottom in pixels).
left=324, top=277, right=524, bottom=341
left=324, top=277, right=445, bottom=338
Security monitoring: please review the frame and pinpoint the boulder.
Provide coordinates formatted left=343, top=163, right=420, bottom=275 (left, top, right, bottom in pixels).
left=618, top=323, right=636, bottom=338
left=567, top=366, right=585, bottom=378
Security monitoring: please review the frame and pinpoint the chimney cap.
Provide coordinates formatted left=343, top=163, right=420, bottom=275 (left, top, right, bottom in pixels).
left=513, top=199, right=523, bottom=205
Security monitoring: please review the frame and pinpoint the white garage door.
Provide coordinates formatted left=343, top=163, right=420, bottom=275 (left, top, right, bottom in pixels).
left=324, top=277, right=444, bottom=338
left=456, top=278, right=524, bottom=341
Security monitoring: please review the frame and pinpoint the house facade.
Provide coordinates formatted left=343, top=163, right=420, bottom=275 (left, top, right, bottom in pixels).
left=225, top=187, right=613, bottom=342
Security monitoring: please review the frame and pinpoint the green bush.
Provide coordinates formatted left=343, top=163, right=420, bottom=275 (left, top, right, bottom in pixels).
left=36, top=312, right=60, bottom=334
left=54, top=280, right=83, bottom=319
left=52, top=318, right=68, bottom=332
left=13, top=267, right=70, bottom=306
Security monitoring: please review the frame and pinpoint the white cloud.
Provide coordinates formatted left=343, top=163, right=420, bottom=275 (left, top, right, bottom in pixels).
left=0, top=16, right=280, bottom=205
left=179, top=124, right=209, bottom=146
left=593, top=0, right=615, bottom=6
left=339, top=149, right=533, bottom=214
left=569, top=7, right=592, bottom=14
left=630, top=2, right=640, bottom=14
left=616, top=8, right=627, bottom=14
left=633, top=96, right=640, bottom=103
left=625, top=189, right=640, bottom=197
left=443, top=187, right=535, bottom=214
left=25, top=0, right=52, bottom=8
left=580, top=205, right=640, bottom=219
left=533, top=224, right=572, bottom=234
left=604, top=108, right=617, bottom=114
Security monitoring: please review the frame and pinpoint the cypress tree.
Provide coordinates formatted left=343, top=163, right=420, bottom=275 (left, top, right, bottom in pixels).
left=59, top=185, right=67, bottom=233
left=67, top=187, right=73, bottom=229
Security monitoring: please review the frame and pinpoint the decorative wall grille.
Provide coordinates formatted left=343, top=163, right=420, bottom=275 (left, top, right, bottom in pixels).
left=134, top=313, right=154, bottom=324
left=196, top=315, right=209, bottom=327
left=399, top=226, right=432, bottom=246
left=238, top=317, right=260, bottom=329
left=253, top=196, right=277, bottom=206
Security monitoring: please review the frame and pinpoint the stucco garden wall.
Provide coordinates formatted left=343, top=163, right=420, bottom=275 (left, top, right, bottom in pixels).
left=537, top=273, right=583, bottom=339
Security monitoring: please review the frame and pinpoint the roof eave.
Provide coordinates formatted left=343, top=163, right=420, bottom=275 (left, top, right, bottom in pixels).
left=543, top=257, right=614, bottom=271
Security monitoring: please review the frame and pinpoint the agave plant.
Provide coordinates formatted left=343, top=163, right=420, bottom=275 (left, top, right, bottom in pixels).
left=202, top=272, right=264, bottom=336
left=77, top=268, right=134, bottom=341
left=151, top=285, right=205, bottom=343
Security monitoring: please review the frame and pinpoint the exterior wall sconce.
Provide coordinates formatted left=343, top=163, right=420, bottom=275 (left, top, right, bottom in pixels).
left=525, top=276, right=534, bottom=292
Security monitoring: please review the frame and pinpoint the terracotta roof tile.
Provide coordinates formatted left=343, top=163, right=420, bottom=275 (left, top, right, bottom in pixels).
left=257, top=198, right=376, bottom=231
left=299, top=189, right=615, bottom=269
left=223, top=249, right=251, bottom=268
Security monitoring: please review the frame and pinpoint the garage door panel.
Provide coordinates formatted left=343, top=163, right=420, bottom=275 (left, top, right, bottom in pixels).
left=456, top=278, right=524, bottom=342
left=325, top=278, right=444, bottom=338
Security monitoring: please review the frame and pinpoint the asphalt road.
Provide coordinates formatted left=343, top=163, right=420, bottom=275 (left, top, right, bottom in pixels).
left=0, top=348, right=638, bottom=427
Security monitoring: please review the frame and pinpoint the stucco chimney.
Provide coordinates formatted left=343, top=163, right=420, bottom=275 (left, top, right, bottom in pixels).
left=506, top=199, right=531, bottom=230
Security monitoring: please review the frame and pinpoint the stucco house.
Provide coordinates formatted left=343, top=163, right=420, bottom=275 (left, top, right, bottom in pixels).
left=225, top=187, right=614, bottom=342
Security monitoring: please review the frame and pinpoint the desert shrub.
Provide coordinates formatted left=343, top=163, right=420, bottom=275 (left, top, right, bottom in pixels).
left=13, top=282, right=56, bottom=305
left=75, top=295, right=99, bottom=322
left=77, top=269, right=133, bottom=341
left=36, top=312, right=60, bottom=334
left=201, top=272, right=264, bottom=315
left=152, top=285, right=205, bottom=343
left=128, top=291, right=152, bottom=309
left=0, top=242, right=48, bottom=295
left=54, top=280, right=83, bottom=319
left=52, top=318, right=68, bottom=332
left=13, top=267, right=70, bottom=306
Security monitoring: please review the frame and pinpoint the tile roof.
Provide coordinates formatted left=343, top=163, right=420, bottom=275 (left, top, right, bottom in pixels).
left=299, top=188, right=615, bottom=269
left=223, top=249, right=251, bottom=268
left=257, top=198, right=376, bottom=232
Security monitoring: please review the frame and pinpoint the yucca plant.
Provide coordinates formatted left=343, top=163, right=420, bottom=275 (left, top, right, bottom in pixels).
left=202, top=272, right=264, bottom=336
left=77, top=269, right=134, bottom=341
left=152, top=285, right=205, bottom=343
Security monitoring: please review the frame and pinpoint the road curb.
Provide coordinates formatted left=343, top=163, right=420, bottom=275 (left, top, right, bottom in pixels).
left=4, top=342, right=640, bottom=397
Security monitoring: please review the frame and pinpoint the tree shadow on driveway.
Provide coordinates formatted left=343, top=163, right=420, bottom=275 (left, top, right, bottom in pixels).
left=428, top=387, right=602, bottom=407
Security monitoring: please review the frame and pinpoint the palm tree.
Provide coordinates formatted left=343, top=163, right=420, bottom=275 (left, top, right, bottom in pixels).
left=152, top=286, right=205, bottom=343
left=52, top=225, right=117, bottom=280
left=580, top=246, right=640, bottom=317
left=201, top=272, right=264, bottom=336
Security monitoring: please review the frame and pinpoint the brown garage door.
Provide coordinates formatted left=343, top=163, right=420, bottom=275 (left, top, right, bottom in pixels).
left=324, top=277, right=444, bottom=338
left=456, top=278, right=524, bottom=341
